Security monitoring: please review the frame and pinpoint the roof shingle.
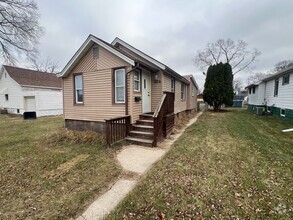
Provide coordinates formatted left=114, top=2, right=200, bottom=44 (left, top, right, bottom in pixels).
left=3, top=65, right=62, bottom=89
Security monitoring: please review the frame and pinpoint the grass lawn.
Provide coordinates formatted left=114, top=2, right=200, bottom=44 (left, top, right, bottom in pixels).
left=0, top=114, right=121, bottom=219
left=108, top=109, right=293, bottom=219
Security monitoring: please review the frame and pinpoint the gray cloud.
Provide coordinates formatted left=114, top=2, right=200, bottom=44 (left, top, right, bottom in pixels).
left=31, top=0, right=293, bottom=89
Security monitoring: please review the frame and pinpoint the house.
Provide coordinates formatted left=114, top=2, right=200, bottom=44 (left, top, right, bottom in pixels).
left=58, top=34, right=198, bottom=146
left=230, top=90, right=248, bottom=107
left=0, top=65, right=63, bottom=117
left=246, top=66, right=293, bottom=119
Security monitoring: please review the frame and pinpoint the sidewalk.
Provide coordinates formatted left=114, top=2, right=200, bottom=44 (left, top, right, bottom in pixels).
left=77, top=111, right=203, bottom=220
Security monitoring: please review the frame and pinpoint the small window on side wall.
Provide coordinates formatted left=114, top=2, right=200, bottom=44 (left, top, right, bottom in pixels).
left=171, top=78, right=175, bottom=92
left=282, top=74, right=290, bottom=85
left=252, top=86, right=256, bottom=94
left=114, top=68, right=125, bottom=103
left=5, top=94, right=8, bottom=101
left=274, top=79, right=279, bottom=96
left=181, top=83, right=186, bottom=100
left=280, top=108, right=285, bottom=117
left=74, top=74, right=83, bottom=103
left=133, top=70, right=140, bottom=92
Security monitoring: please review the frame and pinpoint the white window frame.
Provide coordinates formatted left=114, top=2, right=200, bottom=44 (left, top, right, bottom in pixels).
left=274, top=79, right=279, bottom=96
left=74, top=74, right=83, bottom=104
left=115, top=68, right=125, bottom=103
left=133, top=70, right=140, bottom=92
left=181, top=83, right=186, bottom=101
left=280, top=108, right=285, bottom=117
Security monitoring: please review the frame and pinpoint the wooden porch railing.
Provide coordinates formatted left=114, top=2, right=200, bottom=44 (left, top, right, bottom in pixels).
left=105, top=115, right=131, bottom=147
left=153, top=92, right=175, bottom=147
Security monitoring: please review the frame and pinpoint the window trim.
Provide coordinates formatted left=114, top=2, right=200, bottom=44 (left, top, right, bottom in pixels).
left=114, top=68, right=126, bottom=104
left=282, top=74, right=290, bottom=85
left=252, top=86, right=256, bottom=94
left=133, top=70, right=141, bottom=92
left=274, top=79, right=279, bottom=97
left=73, top=73, right=84, bottom=104
left=181, top=82, right=186, bottom=101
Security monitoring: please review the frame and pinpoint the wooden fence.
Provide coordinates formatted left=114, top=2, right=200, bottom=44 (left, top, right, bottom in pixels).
left=105, top=115, right=131, bottom=147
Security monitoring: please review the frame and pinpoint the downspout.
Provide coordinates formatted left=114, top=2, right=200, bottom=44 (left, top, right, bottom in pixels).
left=125, top=63, right=140, bottom=115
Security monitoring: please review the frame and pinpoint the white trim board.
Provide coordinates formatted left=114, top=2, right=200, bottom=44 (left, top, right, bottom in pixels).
left=112, top=37, right=166, bottom=70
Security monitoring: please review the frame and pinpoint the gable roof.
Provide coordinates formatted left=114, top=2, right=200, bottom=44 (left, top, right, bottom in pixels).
left=112, top=37, right=189, bottom=83
left=3, top=65, right=62, bottom=89
left=183, top=74, right=199, bottom=89
left=59, top=35, right=135, bottom=77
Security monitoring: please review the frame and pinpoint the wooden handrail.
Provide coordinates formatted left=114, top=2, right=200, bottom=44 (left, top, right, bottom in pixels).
left=153, top=94, right=166, bottom=118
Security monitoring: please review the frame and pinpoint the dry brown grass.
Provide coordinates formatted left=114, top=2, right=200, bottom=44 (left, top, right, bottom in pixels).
left=43, top=129, right=105, bottom=147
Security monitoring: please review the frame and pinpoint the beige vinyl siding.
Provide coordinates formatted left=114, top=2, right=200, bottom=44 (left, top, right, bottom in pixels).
left=163, top=73, right=172, bottom=92
left=189, top=84, right=197, bottom=110
left=72, top=45, right=97, bottom=73
left=151, top=71, right=163, bottom=111
left=63, top=44, right=132, bottom=122
left=174, top=80, right=187, bottom=113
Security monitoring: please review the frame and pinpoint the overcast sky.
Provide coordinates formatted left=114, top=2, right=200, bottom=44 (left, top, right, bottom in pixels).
left=34, top=0, right=293, bottom=89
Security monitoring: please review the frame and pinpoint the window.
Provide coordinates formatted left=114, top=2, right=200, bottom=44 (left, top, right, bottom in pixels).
left=5, top=94, right=8, bottom=101
left=171, top=78, right=175, bottom=92
left=249, top=87, right=251, bottom=94
left=252, top=86, right=256, bottom=94
left=192, top=86, right=195, bottom=97
left=280, top=108, right=285, bottom=117
left=114, top=68, right=125, bottom=103
left=282, top=74, right=290, bottom=85
left=274, top=79, right=279, bottom=96
left=93, top=47, right=99, bottom=59
left=133, top=70, right=140, bottom=92
left=74, top=74, right=83, bottom=103
left=181, top=83, right=186, bottom=100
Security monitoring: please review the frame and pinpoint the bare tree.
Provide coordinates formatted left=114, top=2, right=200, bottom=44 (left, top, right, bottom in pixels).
left=0, top=0, right=44, bottom=64
left=272, top=60, right=293, bottom=73
left=29, top=57, right=59, bottom=73
left=194, top=39, right=261, bottom=75
left=246, top=72, right=271, bottom=85
left=233, top=78, right=243, bottom=91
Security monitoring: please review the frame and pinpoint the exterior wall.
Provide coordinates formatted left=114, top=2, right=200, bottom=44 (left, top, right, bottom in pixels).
left=130, top=70, right=143, bottom=123
left=0, top=69, right=24, bottom=114
left=151, top=71, right=163, bottom=112
left=0, top=69, right=63, bottom=116
left=65, top=119, right=105, bottom=132
left=247, top=83, right=266, bottom=105
left=163, top=73, right=172, bottom=92
left=265, top=73, right=293, bottom=109
left=188, top=84, right=197, bottom=110
left=63, top=44, right=132, bottom=122
left=174, top=80, right=187, bottom=113
left=22, top=87, right=63, bottom=117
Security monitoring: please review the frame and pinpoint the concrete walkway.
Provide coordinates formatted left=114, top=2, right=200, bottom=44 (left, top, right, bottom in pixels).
left=76, top=111, right=203, bottom=220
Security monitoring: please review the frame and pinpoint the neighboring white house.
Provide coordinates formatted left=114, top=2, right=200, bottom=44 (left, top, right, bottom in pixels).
left=0, top=65, right=63, bottom=117
left=246, top=66, right=293, bottom=120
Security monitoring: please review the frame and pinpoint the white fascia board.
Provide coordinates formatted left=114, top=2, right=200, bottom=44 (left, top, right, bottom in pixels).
left=60, top=35, right=135, bottom=78
left=111, top=38, right=166, bottom=70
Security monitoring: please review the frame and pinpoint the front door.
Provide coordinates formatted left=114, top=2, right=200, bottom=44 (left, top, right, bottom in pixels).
left=142, top=71, right=151, bottom=113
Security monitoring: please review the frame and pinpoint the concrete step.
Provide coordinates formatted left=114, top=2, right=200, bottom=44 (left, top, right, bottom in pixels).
left=129, top=130, right=153, bottom=139
left=125, top=136, right=153, bottom=147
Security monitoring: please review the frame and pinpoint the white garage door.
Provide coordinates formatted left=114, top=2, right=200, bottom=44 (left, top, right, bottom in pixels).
left=24, top=96, right=36, bottom=111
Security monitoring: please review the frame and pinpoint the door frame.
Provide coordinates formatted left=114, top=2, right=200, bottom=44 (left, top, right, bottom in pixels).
left=142, top=71, right=151, bottom=113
